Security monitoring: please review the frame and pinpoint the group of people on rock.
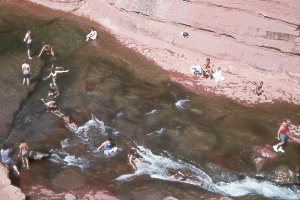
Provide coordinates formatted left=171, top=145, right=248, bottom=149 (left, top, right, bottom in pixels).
left=190, top=58, right=225, bottom=82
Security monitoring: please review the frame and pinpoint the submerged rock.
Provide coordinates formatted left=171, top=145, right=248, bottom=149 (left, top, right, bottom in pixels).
left=28, top=151, right=50, bottom=160
left=274, top=165, right=295, bottom=184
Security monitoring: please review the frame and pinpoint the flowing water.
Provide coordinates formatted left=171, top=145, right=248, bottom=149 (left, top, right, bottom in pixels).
left=1, top=2, right=299, bottom=199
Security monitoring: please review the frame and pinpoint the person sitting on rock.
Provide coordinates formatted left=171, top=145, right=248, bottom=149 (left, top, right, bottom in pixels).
left=255, top=82, right=264, bottom=96
left=38, top=44, right=55, bottom=57
left=86, top=27, right=97, bottom=41
left=128, top=149, right=143, bottom=170
left=48, top=83, right=60, bottom=99
left=202, top=58, right=214, bottom=79
left=97, top=138, right=118, bottom=156
left=170, top=171, right=202, bottom=186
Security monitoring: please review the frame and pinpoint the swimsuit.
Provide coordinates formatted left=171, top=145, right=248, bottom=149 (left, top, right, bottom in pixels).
left=23, top=70, right=30, bottom=78
left=21, top=151, right=28, bottom=158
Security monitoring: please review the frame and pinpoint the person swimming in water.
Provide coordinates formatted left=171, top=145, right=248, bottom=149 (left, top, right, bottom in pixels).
left=170, top=171, right=202, bottom=186
left=38, top=44, right=55, bottom=57
left=97, top=138, right=118, bottom=156
left=128, top=149, right=143, bottom=170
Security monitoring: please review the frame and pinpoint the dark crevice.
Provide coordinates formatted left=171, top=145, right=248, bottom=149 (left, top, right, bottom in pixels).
left=6, top=63, right=47, bottom=140
left=220, top=33, right=236, bottom=40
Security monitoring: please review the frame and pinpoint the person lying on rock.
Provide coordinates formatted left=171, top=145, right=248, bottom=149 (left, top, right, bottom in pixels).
left=170, top=171, right=202, bottom=186
left=41, top=98, right=60, bottom=112
left=97, top=138, right=118, bottom=156
left=51, top=110, right=78, bottom=132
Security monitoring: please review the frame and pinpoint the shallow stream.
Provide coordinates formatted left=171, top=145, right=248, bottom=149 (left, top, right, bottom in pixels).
left=0, top=2, right=299, bottom=199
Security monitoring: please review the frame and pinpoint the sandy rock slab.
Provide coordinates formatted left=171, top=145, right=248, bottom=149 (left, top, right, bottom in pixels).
left=0, top=165, right=26, bottom=200
left=27, top=185, right=119, bottom=200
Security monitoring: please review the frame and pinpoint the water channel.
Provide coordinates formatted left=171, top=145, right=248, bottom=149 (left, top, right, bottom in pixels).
left=0, top=2, right=299, bottom=199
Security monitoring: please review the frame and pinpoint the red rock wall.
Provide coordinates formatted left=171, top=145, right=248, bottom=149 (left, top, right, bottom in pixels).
left=108, top=0, right=300, bottom=75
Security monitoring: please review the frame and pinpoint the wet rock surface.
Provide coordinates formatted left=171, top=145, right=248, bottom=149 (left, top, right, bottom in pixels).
left=1, top=1, right=300, bottom=200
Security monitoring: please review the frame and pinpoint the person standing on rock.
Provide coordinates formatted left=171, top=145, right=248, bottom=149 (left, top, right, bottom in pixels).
left=273, top=119, right=291, bottom=153
left=23, top=30, right=33, bottom=59
left=1, top=144, right=20, bottom=175
left=22, top=60, right=30, bottom=86
left=18, top=140, right=29, bottom=169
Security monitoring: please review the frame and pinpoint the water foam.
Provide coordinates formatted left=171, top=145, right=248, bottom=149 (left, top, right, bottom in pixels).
left=115, top=146, right=300, bottom=199
left=175, top=99, right=189, bottom=109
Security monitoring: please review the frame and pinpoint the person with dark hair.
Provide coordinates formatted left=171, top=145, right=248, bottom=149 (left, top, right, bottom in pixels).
left=23, top=30, right=32, bottom=59
left=273, top=118, right=291, bottom=153
left=202, top=58, right=214, bottom=78
left=18, top=140, right=29, bottom=169
left=170, top=171, right=202, bottom=186
left=51, top=110, right=78, bottom=132
left=86, top=27, right=97, bottom=41
left=97, top=138, right=118, bottom=155
left=48, top=83, right=60, bottom=99
left=38, top=44, right=55, bottom=57
left=41, top=98, right=60, bottom=112
left=255, top=82, right=264, bottom=96
left=22, top=60, right=30, bottom=86
left=128, top=149, right=143, bottom=170
left=1, top=144, right=20, bottom=175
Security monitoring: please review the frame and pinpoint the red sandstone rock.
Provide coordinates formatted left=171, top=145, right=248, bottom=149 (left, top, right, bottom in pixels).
left=27, top=0, right=300, bottom=105
left=0, top=165, right=26, bottom=200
